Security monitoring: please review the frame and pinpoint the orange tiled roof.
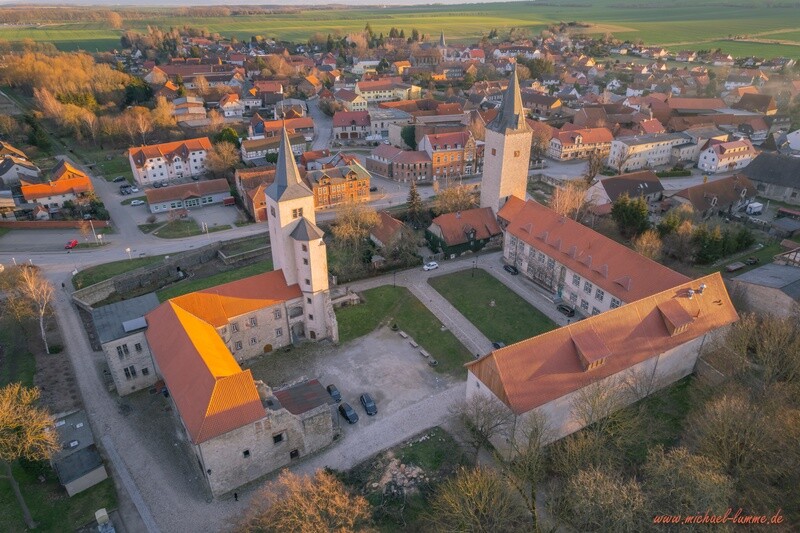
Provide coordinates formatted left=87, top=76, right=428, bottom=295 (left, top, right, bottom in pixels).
left=371, top=211, right=405, bottom=245
left=129, top=137, right=212, bottom=169
left=554, top=127, right=613, bottom=147
left=145, top=270, right=302, bottom=444
left=20, top=162, right=93, bottom=201
left=503, top=200, right=689, bottom=302
left=467, top=272, right=737, bottom=414
left=430, top=207, right=501, bottom=246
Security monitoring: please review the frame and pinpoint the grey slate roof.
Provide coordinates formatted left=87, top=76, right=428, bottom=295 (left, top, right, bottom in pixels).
left=488, top=67, right=531, bottom=134
left=734, top=263, right=800, bottom=301
left=91, top=293, right=160, bottom=344
left=265, top=127, right=314, bottom=202
left=290, top=217, right=325, bottom=241
left=54, top=444, right=104, bottom=485
left=740, top=152, right=800, bottom=188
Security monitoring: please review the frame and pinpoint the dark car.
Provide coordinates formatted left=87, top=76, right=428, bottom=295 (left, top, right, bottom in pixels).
left=369, top=186, right=378, bottom=192
left=503, top=264, right=519, bottom=275
left=153, top=181, right=161, bottom=188
left=745, top=257, right=760, bottom=265
left=326, top=384, right=341, bottom=403
left=112, top=176, right=127, bottom=183
left=491, top=341, right=506, bottom=350
left=338, top=402, right=359, bottom=424
left=360, top=393, right=377, bottom=416
left=557, top=304, right=576, bottom=317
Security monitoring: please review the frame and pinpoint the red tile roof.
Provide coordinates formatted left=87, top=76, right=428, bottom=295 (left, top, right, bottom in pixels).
left=145, top=270, right=302, bottom=444
left=333, top=110, right=370, bottom=128
left=467, top=272, right=738, bottom=414
left=422, top=131, right=471, bottom=150
left=430, top=207, right=501, bottom=246
left=554, top=127, right=613, bottom=147
left=20, top=161, right=93, bottom=201
left=371, top=211, right=405, bottom=246
left=129, top=137, right=212, bottom=169
left=503, top=200, right=689, bottom=302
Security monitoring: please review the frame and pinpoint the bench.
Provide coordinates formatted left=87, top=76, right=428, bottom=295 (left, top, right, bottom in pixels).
left=398, top=331, right=408, bottom=339
left=409, top=340, right=419, bottom=348
left=420, top=349, right=430, bottom=358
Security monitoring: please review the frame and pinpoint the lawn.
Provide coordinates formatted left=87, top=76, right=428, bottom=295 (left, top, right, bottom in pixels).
left=429, top=269, right=557, bottom=346
left=335, top=285, right=473, bottom=376
left=137, top=222, right=162, bottom=234
left=156, top=259, right=273, bottom=301
left=0, top=463, right=117, bottom=533
left=72, top=254, right=168, bottom=289
left=0, top=318, right=35, bottom=388
left=0, top=227, right=10, bottom=238
left=220, top=235, right=269, bottom=256
left=701, top=242, right=783, bottom=276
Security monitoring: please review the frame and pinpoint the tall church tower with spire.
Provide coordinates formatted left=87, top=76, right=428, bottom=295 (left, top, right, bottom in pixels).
left=266, top=128, right=338, bottom=342
left=479, top=67, right=533, bottom=214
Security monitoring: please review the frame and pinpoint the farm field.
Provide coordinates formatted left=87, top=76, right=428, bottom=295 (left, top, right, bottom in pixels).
left=1, top=1, right=799, bottom=58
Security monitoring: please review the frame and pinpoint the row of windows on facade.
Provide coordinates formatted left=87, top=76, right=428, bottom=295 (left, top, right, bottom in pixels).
left=241, top=429, right=300, bottom=460
left=117, top=342, right=142, bottom=358
left=123, top=364, right=149, bottom=380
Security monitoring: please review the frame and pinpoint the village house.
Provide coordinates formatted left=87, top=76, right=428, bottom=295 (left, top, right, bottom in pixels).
left=586, top=170, right=665, bottom=211
left=333, top=110, right=371, bottom=140
left=365, top=144, right=433, bottom=182
left=521, top=91, right=562, bottom=117
left=731, top=259, right=800, bottom=318
left=306, top=162, right=371, bottom=208
left=128, top=137, right=212, bottom=186
left=52, top=410, right=109, bottom=497
left=547, top=127, right=614, bottom=161
left=234, top=166, right=278, bottom=222
left=241, top=133, right=306, bottom=163
left=354, top=78, right=421, bottom=103
left=20, top=161, right=94, bottom=213
left=697, top=139, right=757, bottom=174
left=0, top=142, right=39, bottom=187
left=607, top=133, right=690, bottom=172
left=741, top=152, right=800, bottom=205
left=426, top=207, right=502, bottom=257
left=418, top=131, right=478, bottom=178
left=219, top=93, right=245, bottom=118
left=368, top=107, right=412, bottom=140
left=370, top=211, right=407, bottom=249
left=144, top=179, right=233, bottom=214
left=334, top=89, right=368, bottom=112
left=248, top=115, right=314, bottom=141
left=670, top=174, right=756, bottom=218
left=499, top=197, right=689, bottom=316
left=466, top=271, right=737, bottom=453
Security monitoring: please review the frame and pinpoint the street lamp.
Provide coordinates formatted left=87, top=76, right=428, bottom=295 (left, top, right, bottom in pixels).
left=125, top=247, right=132, bottom=260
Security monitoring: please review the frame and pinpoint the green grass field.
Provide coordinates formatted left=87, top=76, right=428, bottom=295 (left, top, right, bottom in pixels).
left=72, top=254, right=168, bottom=289
left=429, top=268, right=557, bottom=346
left=335, top=285, right=473, bottom=376
left=2, top=2, right=799, bottom=57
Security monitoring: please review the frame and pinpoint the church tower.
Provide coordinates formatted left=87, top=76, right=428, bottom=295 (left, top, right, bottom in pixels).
left=266, top=128, right=338, bottom=342
left=479, top=67, right=533, bottom=214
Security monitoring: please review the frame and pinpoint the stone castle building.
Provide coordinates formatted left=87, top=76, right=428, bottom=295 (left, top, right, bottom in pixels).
left=94, top=129, right=339, bottom=497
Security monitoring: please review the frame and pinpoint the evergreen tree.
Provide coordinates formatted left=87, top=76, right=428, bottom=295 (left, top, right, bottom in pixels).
left=406, top=180, right=424, bottom=228
left=611, top=193, right=650, bottom=239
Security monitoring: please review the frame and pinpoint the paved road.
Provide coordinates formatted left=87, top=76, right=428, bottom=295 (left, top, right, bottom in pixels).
left=307, top=97, right=332, bottom=151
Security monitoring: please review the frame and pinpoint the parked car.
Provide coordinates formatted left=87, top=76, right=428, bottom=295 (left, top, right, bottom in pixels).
left=491, top=341, right=506, bottom=350
left=369, top=186, right=378, bottom=192
left=112, top=176, right=127, bottom=183
left=64, top=239, right=78, bottom=249
left=326, top=384, right=341, bottom=403
left=503, top=264, right=519, bottom=275
left=129, top=186, right=140, bottom=193
left=338, top=402, right=359, bottom=424
left=423, top=261, right=439, bottom=271
left=745, top=257, right=760, bottom=265
left=160, top=181, right=168, bottom=187
left=152, top=181, right=161, bottom=188
left=130, top=200, right=145, bottom=206
left=557, top=304, right=576, bottom=317
left=191, top=175, right=200, bottom=181
left=360, top=393, right=377, bottom=415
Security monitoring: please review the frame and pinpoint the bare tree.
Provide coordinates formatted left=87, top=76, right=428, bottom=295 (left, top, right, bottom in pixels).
left=558, top=466, right=647, bottom=532
left=501, top=411, right=551, bottom=531
left=331, top=199, right=380, bottom=251
left=238, top=469, right=372, bottom=532
left=17, top=266, right=55, bottom=354
left=584, top=150, right=605, bottom=185
left=530, top=127, right=551, bottom=165
left=632, top=229, right=663, bottom=261
left=79, top=110, right=99, bottom=145
left=78, top=219, right=92, bottom=242
left=548, top=181, right=588, bottom=220
left=206, top=141, right=241, bottom=178
left=426, top=466, right=529, bottom=533
left=642, top=446, right=734, bottom=518
left=131, top=106, right=153, bottom=145
left=205, top=109, right=224, bottom=134
left=433, top=183, right=477, bottom=215
left=151, top=95, right=176, bottom=129
left=193, top=75, right=210, bottom=96
left=0, top=384, right=60, bottom=529
left=450, top=394, right=513, bottom=459
left=0, top=114, right=17, bottom=137
left=612, top=145, right=634, bottom=174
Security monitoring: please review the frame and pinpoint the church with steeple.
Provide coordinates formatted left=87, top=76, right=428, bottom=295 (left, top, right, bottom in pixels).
left=265, top=127, right=338, bottom=343
left=480, top=67, right=533, bottom=214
